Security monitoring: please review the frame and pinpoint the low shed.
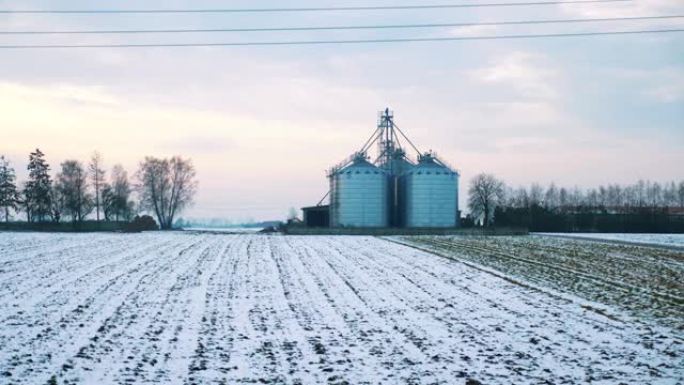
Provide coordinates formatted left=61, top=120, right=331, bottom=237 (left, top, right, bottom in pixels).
left=302, top=205, right=330, bottom=228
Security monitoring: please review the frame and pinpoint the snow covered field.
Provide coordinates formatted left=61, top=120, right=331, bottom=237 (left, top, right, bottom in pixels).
left=538, top=232, right=684, bottom=249
left=1, top=233, right=682, bottom=385
left=404, top=235, right=684, bottom=329
left=184, top=227, right=264, bottom=234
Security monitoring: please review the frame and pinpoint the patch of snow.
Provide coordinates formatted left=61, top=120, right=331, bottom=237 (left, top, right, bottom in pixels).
left=538, top=232, right=684, bottom=248
left=0, top=233, right=681, bottom=384
left=185, top=226, right=264, bottom=233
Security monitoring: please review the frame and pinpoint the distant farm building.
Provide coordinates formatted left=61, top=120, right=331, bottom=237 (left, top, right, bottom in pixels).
left=303, top=109, right=460, bottom=229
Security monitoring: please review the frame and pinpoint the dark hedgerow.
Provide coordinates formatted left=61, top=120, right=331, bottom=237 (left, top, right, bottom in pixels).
left=123, top=215, right=159, bottom=233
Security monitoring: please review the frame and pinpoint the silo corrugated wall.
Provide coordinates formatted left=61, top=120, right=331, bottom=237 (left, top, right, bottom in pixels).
left=387, top=154, right=414, bottom=227
left=405, top=157, right=458, bottom=228
left=330, top=158, right=388, bottom=227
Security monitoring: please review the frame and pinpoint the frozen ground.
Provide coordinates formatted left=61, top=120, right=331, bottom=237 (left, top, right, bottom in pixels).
left=184, top=227, right=264, bottom=234
left=538, top=232, right=684, bottom=249
left=1, top=232, right=682, bottom=385
left=402, top=235, right=684, bottom=329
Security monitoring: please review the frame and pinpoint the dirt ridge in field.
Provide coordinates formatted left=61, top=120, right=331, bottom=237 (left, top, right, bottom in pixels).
left=0, top=232, right=681, bottom=384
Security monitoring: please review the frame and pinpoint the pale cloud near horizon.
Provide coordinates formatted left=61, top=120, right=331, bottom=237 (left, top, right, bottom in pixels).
left=448, top=25, right=499, bottom=38
left=640, top=69, right=684, bottom=103
left=559, top=0, right=682, bottom=18
left=469, top=51, right=559, bottom=99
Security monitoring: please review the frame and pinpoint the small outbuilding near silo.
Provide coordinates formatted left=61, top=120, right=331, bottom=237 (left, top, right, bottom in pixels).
left=302, top=205, right=330, bottom=227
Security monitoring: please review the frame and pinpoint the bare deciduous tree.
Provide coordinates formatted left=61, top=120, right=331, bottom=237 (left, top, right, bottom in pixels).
left=101, top=183, right=114, bottom=221
left=89, top=152, right=106, bottom=221
left=559, top=187, right=569, bottom=211
left=497, top=179, right=684, bottom=215
left=529, top=183, right=544, bottom=207
left=646, top=181, right=662, bottom=208
left=137, top=156, right=197, bottom=230
left=55, top=160, right=93, bottom=222
left=662, top=182, right=677, bottom=207
left=103, top=164, right=134, bottom=221
left=544, top=183, right=559, bottom=209
left=287, top=207, right=299, bottom=221
left=50, top=185, right=65, bottom=223
left=468, top=173, right=505, bottom=227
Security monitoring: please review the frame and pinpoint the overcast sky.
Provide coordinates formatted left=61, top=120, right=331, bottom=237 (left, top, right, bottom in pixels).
left=1, top=0, right=683, bottom=221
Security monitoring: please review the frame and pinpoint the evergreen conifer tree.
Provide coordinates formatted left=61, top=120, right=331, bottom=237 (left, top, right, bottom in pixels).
left=24, top=149, right=53, bottom=222
left=0, top=155, right=19, bottom=222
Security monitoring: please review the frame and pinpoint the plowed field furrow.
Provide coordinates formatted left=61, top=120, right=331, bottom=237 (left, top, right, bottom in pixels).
left=0, top=233, right=681, bottom=385
left=185, top=237, right=243, bottom=384
left=403, top=235, right=684, bottom=329
left=0, top=236, right=127, bottom=291
left=0, top=237, right=188, bottom=356
left=0, top=237, right=176, bottom=316
left=276, top=237, right=383, bottom=384
left=1, top=237, right=201, bottom=383
left=71, top=238, right=217, bottom=384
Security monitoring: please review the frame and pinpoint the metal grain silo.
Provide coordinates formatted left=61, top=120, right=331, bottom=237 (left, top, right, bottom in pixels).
left=329, top=153, right=388, bottom=227
left=405, top=153, right=459, bottom=228
left=386, top=149, right=414, bottom=227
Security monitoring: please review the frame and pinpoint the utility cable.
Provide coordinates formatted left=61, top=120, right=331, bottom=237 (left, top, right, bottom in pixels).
left=0, top=0, right=632, bottom=14
left=3, top=15, right=680, bottom=35
left=1, top=29, right=681, bottom=49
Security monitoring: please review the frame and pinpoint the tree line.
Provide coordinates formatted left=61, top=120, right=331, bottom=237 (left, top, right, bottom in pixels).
left=468, top=173, right=684, bottom=229
left=0, top=149, right=197, bottom=230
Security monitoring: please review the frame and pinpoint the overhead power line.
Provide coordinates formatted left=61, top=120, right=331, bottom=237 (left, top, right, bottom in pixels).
left=0, top=0, right=631, bottom=14
left=1, top=29, right=681, bottom=49
left=2, top=15, right=681, bottom=35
